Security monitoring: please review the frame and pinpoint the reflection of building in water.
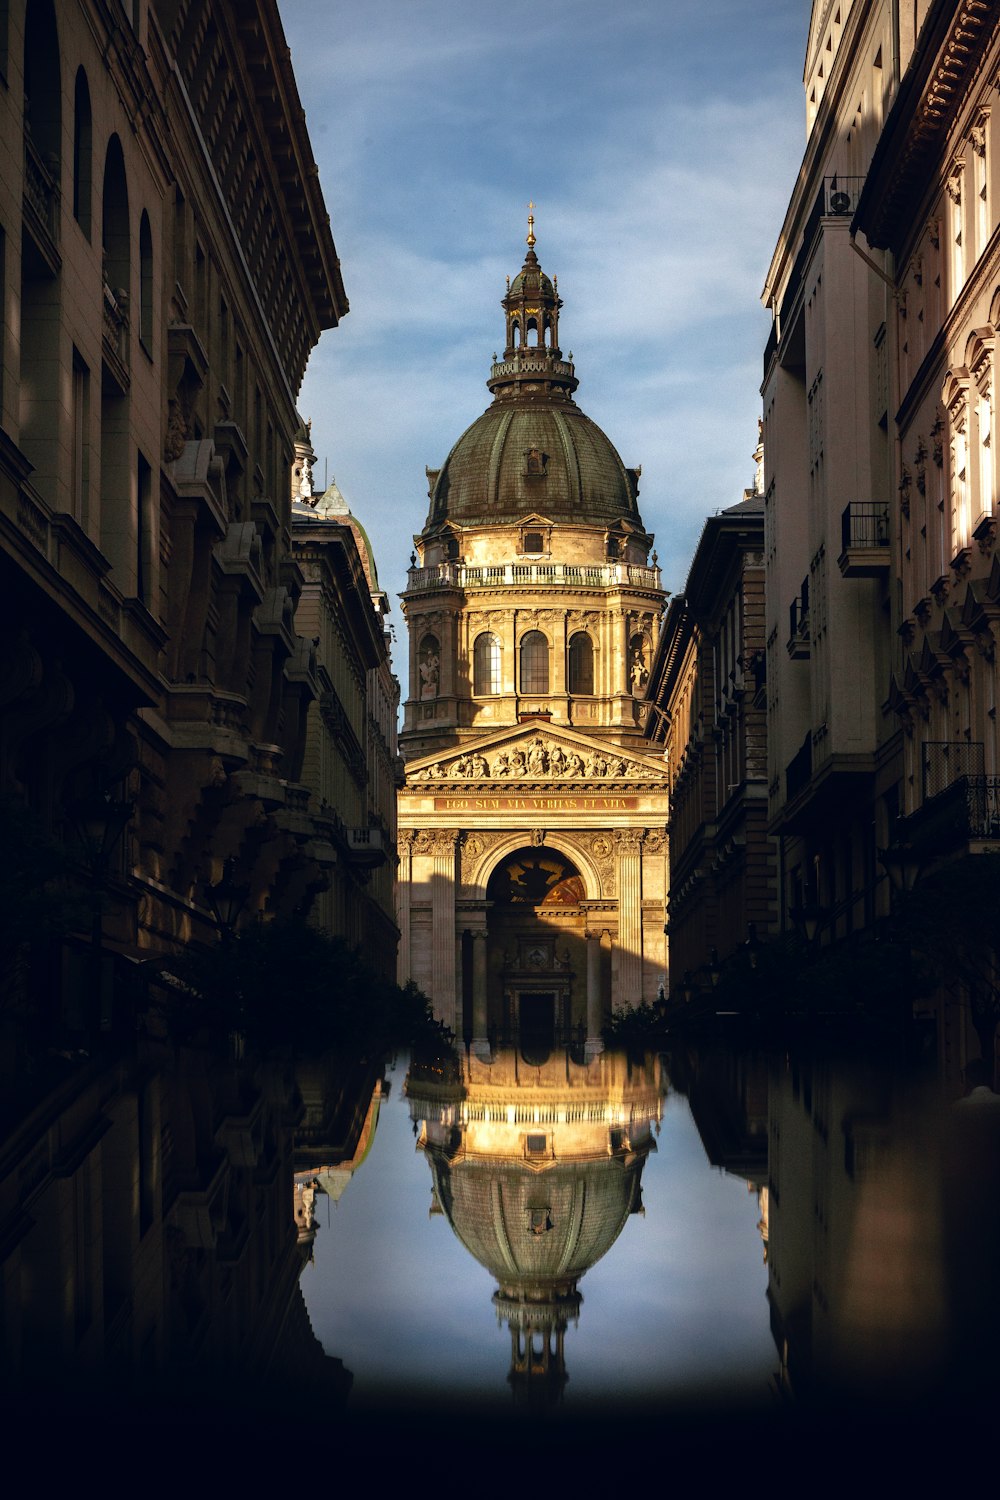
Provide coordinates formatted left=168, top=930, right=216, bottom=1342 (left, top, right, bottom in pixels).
left=669, top=1045, right=769, bottom=1265
left=765, top=1052, right=955, bottom=1402
left=406, top=1046, right=665, bottom=1405
left=397, top=218, right=670, bottom=1048
left=0, top=1044, right=349, bottom=1408
left=294, top=1062, right=387, bottom=1256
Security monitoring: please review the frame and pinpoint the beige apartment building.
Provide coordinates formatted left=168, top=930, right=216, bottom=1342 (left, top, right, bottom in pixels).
left=643, top=481, right=773, bottom=984
left=0, top=0, right=403, bottom=1022
left=760, top=0, right=920, bottom=950
left=760, top=0, right=1000, bottom=1077
left=853, top=0, right=1000, bottom=1078
left=397, top=221, right=670, bottom=1052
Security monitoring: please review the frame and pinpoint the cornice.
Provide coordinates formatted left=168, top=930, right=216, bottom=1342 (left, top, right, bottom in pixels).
left=856, top=0, right=1000, bottom=253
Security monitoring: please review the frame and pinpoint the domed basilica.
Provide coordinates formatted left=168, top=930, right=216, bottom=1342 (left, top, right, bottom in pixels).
left=398, top=216, right=670, bottom=1054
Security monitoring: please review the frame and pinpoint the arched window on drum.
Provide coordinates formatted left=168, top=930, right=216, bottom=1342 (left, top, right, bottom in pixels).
left=519, top=630, right=549, bottom=694
left=473, top=632, right=502, bottom=695
left=568, top=632, right=594, bottom=695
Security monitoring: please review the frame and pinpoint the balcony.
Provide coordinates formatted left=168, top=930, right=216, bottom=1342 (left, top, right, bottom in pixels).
left=896, top=742, right=1000, bottom=856
left=22, top=130, right=60, bottom=276
left=839, top=501, right=890, bottom=577
left=785, top=733, right=812, bottom=803
left=786, top=581, right=810, bottom=659
left=405, top=560, right=661, bottom=593
left=102, top=279, right=130, bottom=392
left=345, top=826, right=386, bottom=868
left=904, top=774, right=1000, bottom=853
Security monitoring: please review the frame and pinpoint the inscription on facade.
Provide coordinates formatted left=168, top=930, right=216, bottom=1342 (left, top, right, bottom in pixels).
left=435, top=794, right=639, bottom=812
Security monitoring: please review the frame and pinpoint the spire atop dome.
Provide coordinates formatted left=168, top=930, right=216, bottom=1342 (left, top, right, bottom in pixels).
left=488, top=224, right=578, bottom=402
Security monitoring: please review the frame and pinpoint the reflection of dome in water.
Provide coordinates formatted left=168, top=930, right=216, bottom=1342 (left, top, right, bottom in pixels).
left=406, top=1046, right=664, bottom=1406
left=429, top=1153, right=644, bottom=1287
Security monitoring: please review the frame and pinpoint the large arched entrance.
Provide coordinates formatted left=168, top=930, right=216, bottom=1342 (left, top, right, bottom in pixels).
left=483, top=846, right=588, bottom=1058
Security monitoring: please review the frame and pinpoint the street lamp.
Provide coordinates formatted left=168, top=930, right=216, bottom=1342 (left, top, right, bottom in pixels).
left=206, top=856, right=250, bottom=938
left=878, top=842, right=924, bottom=896
left=790, top=901, right=828, bottom=945
left=744, top=921, right=761, bottom=969
left=68, top=789, right=135, bottom=1035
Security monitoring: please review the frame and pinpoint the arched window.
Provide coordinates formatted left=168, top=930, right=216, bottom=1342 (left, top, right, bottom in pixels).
left=418, top=633, right=440, bottom=700
left=102, top=134, right=130, bottom=302
left=73, top=68, right=92, bottom=237
left=23, top=1, right=61, bottom=250
left=519, top=630, right=549, bottom=694
left=474, top=632, right=501, bottom=696
left=139, top=210, right=153, bottom=354
left=568, top=632, right=594, bottom=695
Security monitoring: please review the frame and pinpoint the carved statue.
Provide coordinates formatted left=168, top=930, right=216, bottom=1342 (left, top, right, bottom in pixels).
left=493, top=751, right=510, bottom=777
left=419, top=648, right=440, bottom=699
left=527, top=741, right=548, bottom=776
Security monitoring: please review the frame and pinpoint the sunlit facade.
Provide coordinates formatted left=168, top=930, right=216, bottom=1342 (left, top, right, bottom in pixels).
left=397, top=222, right=670, bottom=1051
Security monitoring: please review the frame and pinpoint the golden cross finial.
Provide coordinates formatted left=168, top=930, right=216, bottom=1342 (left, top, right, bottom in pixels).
left=526, top=200, right=536, bottom=248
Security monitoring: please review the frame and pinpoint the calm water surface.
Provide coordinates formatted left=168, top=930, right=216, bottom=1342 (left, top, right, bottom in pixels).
left=301, top=1047, right=774, bottom=1414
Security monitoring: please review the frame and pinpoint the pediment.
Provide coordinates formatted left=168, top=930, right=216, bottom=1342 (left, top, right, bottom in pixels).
left=405, top=721, right=668, bottom=787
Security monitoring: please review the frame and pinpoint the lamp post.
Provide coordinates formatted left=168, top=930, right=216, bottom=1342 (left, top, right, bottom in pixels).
left=789, top=901, right=828, bottom=946
left=878, top=841, right=926, bottom=1053
left=205, top=857, right=250, bottom=1059
left=206, top=856, right=250, bottom=939
left=69, top=789, right=135, bottom=1035
left=878, top=842, right=924, bottom=897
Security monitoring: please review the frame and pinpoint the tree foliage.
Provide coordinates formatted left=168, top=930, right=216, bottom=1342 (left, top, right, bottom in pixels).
left=155, top=917, right=441, bottom=1057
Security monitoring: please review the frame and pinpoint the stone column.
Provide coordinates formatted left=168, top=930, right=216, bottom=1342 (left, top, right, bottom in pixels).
left=441, top=607, right=458, bottom=700
left=471, top=930, right=490, bottom=1059
left=585, top=928, right=604, bottom=1058
left=396, top=831, right=414, bottom=985
left=430, top=831, right=457, bottom=1031
left=614, top=830, right=643, bottom=1010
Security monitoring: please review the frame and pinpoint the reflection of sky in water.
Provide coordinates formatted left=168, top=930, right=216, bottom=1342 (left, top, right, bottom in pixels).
left=302, top=1060, right=773, bottom=1410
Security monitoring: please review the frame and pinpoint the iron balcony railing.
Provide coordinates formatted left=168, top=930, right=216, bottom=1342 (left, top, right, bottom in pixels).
left=23, top=130, right=58, bottom=241
left=842, top=501, right=889, bottom=551
left=786, top=732, right=813, bottom=803
left=922, top=740, right=985, bottom=801
left=406, top=560, right=661, bottom=592
left=102, top=279, right=130, bottom=382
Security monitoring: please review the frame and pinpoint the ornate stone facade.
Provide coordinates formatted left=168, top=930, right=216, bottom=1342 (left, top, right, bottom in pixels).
left=0, top=1, right=348, bottom=1021
left=397, top=221, right=670, bottom=1052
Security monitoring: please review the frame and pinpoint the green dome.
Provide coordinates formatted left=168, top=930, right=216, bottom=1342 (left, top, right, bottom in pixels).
left=509, top=266, right=555, bottom=297
left=426, top=1151, right=645, bottom=1286
left=426, top=398, right=641, bottom=529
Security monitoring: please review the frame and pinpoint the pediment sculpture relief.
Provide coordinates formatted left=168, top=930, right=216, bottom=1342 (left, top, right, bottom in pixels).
left=411, top=735, right=665, bottom=783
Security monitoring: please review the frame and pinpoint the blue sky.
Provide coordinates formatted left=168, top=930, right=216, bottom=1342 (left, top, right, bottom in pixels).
left=279, top=0, right=811, bottom=618
left=302, top=1061, right=773, bottom=1407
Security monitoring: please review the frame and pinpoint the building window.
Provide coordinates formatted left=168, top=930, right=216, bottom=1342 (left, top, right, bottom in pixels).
left=71, top=349, right=90, bottom=524
left=523, top=530, right=544, bottom=553
left=474, top=632, right=501, bottom=695
left=137, top=449, right=152, bottom=605
left=568, top=631, right=594, bottom=695
left=102, top=134, right=130, bottom=305
left=519, top=630, right=549, bottom=694
left=73, top=68, right=92, bottom=238
left=139, top=210, right=153, bottom=355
